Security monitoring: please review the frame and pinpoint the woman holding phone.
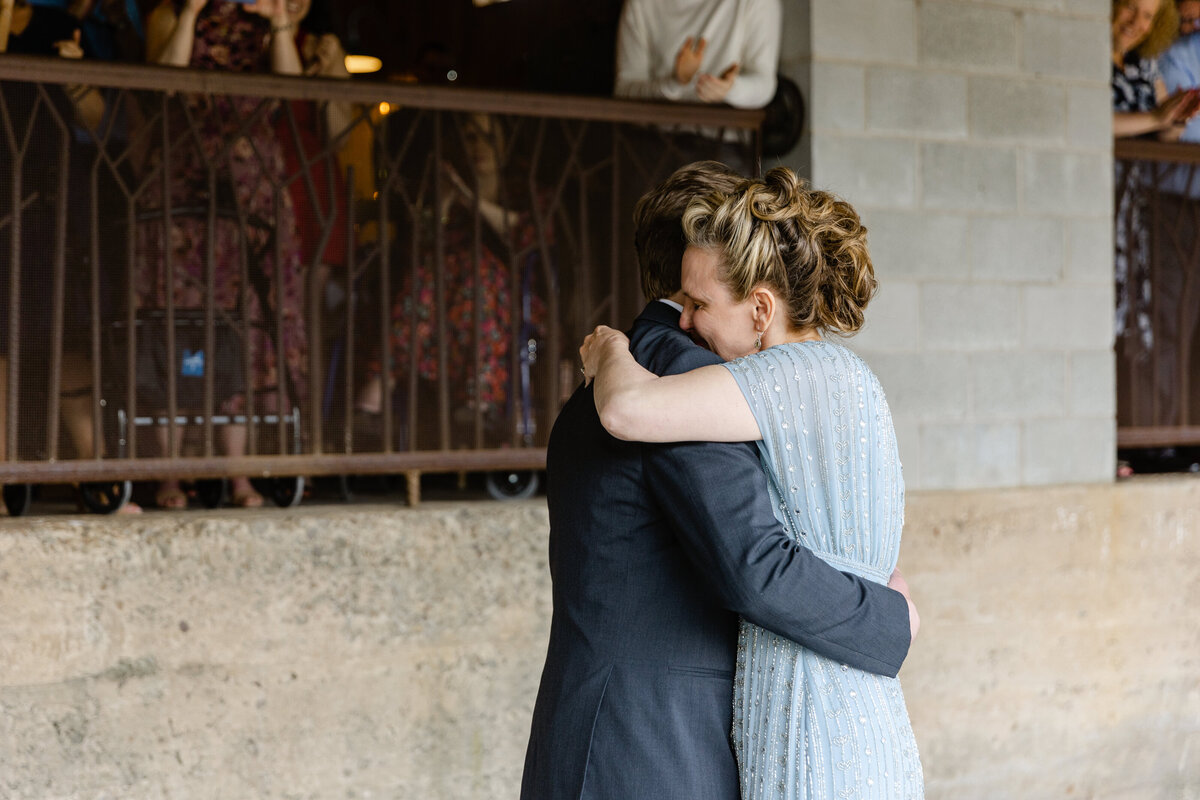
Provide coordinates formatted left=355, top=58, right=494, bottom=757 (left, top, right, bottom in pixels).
left=137, top=0, right=308, bottom=509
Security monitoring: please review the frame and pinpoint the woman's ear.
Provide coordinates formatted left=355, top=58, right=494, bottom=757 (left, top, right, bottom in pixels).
left=749, top=286, right=775, bottom=332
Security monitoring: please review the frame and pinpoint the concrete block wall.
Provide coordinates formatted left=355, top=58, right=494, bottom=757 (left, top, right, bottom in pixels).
left=777, top=0, right=1115, bottom=489
left=2, top=488, right=1198, bottom=798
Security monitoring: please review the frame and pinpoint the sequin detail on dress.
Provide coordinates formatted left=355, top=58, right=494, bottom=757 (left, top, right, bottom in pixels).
left=724, top=341, right=923, bottom=800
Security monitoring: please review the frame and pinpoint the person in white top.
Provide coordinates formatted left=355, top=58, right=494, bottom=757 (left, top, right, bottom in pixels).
left=614, top=0, right=781, bottom=109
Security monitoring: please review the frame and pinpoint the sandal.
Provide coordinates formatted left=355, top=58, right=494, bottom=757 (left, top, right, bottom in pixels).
left=230, top=481, right=264, bottom=508
left=155, top=483, right=188, bottom=510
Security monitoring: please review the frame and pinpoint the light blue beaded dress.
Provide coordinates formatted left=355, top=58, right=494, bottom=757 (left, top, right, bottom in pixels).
left=723, top=341, right=923, bottom=800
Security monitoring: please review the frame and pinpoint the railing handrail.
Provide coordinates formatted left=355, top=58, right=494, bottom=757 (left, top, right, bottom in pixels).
left=1115, top=137, right=1200, bottom=165
left=0, top=54, right=766, bottom=129
left=0, top=450, right=548, bottom=484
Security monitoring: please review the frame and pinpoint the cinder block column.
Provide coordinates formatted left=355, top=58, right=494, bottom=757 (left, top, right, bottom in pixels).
left=778, top=0, right=1114, bottom=489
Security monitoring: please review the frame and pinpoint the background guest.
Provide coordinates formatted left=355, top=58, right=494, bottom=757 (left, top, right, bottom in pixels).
left=137, top=0, right=308, bottom=508
left=1113, top=0, right=1196, bottom=138
left=1111, top=0, right=1200, bottom=472
left=354, top=113, right=547, bottom=449
left=1126, top=0, right=1200, bottom=439
left=0, top=0, right=146, bottom=511
left=614, top=0, right=780, bottom=109
left=276, top=0, right=352, bottom=276
left=25, top=0, right=143, bottom=61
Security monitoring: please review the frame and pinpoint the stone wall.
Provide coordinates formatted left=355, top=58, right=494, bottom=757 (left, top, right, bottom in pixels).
left=1, top=480, right=1197, bottom=798
left=778, top=0, right=1116, bottom=490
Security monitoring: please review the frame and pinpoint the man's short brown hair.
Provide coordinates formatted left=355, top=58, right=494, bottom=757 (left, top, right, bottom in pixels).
left=633, top=161, right=745, bottom=300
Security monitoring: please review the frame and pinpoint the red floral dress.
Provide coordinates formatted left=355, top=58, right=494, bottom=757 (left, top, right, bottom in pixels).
left=135, top=1, right=306, bottom=412
left=380, top=201, right=548, bottom=419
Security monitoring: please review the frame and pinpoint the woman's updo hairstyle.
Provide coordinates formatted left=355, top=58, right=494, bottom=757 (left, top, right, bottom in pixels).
left=681, top=167, right=876, bottom=335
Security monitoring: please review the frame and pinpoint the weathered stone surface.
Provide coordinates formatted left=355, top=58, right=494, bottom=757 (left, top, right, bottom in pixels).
left=0, top=503, right=553, bottom=799
left=1, top=482, right=1197, bottom=798
left=803, top=0, right=1115, bottom=493
left=902, top=477, right=1200, bottom=797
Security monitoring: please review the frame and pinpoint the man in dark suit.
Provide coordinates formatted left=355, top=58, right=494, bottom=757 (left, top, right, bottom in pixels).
left=519, top=162, right=916, bottom=800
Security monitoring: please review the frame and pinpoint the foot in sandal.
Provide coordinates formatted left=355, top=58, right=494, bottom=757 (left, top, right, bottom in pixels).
left=155, top=481, right=188, bottom=510
left=230, top=477, right=263, bottom=508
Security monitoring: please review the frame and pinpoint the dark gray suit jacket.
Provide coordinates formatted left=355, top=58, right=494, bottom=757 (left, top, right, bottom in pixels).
left=519, top=302, right=910, bottom=800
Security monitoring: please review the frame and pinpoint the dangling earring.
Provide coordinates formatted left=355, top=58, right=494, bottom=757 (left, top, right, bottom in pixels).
left=754, top=330, right=762, bottom=351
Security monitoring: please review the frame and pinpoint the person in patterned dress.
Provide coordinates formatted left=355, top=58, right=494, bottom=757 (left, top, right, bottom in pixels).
left=355, top=112, right=547, bottom=449
left=582, top=167, right=923, bottom=799
left=138, top=0, right=308, bottom=507
left=1111, top=0, right=1200, bottom=452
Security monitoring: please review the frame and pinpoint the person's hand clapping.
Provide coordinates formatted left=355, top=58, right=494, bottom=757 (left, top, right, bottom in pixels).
left=674, top=36, right=705, bottom=85
left=307, top=32, right=348, bottom=78
left=580, top=325, right=630, bottom=386
left=696, top=63, right=739, bottom=103
left=1159, top=88, right=1200, bottom=127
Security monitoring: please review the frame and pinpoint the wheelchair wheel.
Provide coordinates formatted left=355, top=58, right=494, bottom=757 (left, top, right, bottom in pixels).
left=2, top=484, right=33, bottom=517
left=194, top=478, right=229, bottom=509
left=485, top=470, right=539, bottom=501
left=79, top=480, right=132, bottom=515
left=259, top=476, right=305, bottom=508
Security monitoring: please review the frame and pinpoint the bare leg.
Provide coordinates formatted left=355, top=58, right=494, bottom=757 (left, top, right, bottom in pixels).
left=59, top=352, right=95, bottom=459
left=60, top=354, right=143, bottom=513
left=154, top=421, right=187, bottom=509
left=221, top=422, right=262, bottom=507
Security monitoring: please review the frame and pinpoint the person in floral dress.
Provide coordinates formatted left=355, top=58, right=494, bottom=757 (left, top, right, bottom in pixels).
left=357, top=113, right=548, bottom=449
left=138, top=0, right=308, bottom=507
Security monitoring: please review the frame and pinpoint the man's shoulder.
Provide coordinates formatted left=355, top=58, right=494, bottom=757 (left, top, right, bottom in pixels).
left=630, top=306, right=723, bottom=377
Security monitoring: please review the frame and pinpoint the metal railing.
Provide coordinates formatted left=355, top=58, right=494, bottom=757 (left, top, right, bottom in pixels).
left=1114, top=138, right=1200, bottom=449
left=0, top=55, right=763, bottom=503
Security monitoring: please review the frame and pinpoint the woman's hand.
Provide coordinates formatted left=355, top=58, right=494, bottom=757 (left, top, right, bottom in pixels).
left=580, top=325, right=630, bottom=386
left=1156, top=88, right=1200, bottom=127
left=53, top=29, right=84, bottom=59
left=307, top=32, right=348, bottom=78
left=182, top=0, right=208, bottom=15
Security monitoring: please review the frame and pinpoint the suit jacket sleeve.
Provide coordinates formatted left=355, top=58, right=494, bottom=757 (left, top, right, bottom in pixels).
left=643, top=344, right=911, bottom=677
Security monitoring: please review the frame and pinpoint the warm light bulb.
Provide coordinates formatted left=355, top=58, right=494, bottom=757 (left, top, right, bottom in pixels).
left=344, top=55, right=383, bottom=74
left=378, top=101, right=391, bottom=116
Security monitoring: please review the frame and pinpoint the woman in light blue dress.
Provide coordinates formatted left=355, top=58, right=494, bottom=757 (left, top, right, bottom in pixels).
left=581, top=167, right=923, bottom=799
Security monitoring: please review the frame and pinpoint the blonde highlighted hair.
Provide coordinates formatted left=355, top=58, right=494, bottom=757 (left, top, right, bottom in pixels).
left=682, top=167, right=876, bottom=335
